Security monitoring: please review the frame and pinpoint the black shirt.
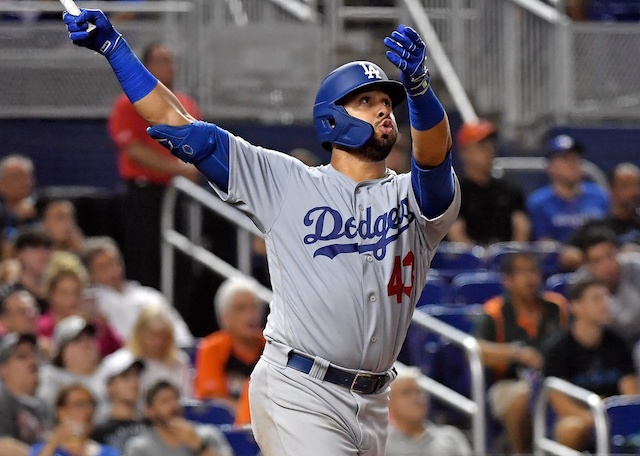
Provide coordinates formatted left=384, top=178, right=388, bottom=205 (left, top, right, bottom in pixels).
left=90, top=418, right=149, bottom=453
left=543, top=328, right=635, bottom=398
left=458, top=176, right=526, bottom=245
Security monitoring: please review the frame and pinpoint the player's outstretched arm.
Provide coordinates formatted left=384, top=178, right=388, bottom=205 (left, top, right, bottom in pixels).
left=63, top=9, right=192, bottom=127
left=384, top=25, right=451, bottom=168
left=385, top=25, right=454, bottom=219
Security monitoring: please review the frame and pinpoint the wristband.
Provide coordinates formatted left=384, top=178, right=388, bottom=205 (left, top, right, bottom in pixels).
left=407, top=86, right=445, bottom=132
left=106, top=38, right=158, bottom=103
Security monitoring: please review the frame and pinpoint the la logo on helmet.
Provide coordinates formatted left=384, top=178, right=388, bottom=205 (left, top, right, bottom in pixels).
left=360, top=63, right=381, bottom=80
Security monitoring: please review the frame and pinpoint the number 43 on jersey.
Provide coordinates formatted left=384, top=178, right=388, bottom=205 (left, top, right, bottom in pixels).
left=387, top=251, right=415, bottom=304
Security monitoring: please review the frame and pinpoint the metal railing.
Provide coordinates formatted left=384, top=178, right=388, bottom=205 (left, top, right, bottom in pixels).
left=533, top=376, right=609, bottom=456
left=160, top=177, right=273, bottom=305
left=160, top=176, right=486, bottom=454
left=409, top=310, right=487, bottom=456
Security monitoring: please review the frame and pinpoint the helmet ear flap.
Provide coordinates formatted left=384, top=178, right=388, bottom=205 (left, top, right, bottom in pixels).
left=314, top=104, right=374, bottom=151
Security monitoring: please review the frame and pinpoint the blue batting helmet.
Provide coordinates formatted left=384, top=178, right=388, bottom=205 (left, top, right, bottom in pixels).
left=313, top=61, right=406, bottom=151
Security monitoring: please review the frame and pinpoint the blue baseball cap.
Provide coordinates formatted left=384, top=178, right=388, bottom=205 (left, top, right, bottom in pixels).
left=547, top=134, right=584, bottom=158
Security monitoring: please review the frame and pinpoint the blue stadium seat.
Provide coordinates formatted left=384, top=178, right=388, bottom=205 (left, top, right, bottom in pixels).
left=417, top=273, right=451, bottom=307
left=485, top=241, right=561, bottom=277
left=429, top=242, right=485, bottom=279
left=451, top=271, right=503, bottom=305
left=605, top=395, right=640, bottom=454
left=544, top=273, right=576, bottom=298
left=221, top=426, right=262, bottom=456
left=183, top=399, right=235, bottom=426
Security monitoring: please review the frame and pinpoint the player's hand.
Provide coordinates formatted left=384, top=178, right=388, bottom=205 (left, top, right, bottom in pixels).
left=63, top=8, right=121, bottom=56
left=384, top=25, right=430, bottom=97
left=147, top=121, right=217, bottom=165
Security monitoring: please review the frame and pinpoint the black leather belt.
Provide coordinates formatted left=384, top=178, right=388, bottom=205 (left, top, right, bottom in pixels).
left=286, top=352, right=389, bottom=395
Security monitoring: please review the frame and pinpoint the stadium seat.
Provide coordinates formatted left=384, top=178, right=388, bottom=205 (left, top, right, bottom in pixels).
left=429, top=242, right=485, bottom=279
left=182, top=399, right=235, bottom=426
left=451, top=271, right=503, bottom=305
left=544, top=273, right=577, bottom=298
left=605, top=395, right=640, bottom=454
left=417, top=273, right=451, bottom=307
left=485, top=241, right=561, bottom=277
left=221, top=425, right=262, bottom=456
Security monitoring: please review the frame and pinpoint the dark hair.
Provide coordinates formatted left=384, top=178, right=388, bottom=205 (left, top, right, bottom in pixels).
left=568, top=276, right=607, bottom=302
left=574, top=226, right=618, bottom=254
left=0, top=283, right=25, bottom=314
left=142, top=42, right=168, bottom=65
left=55, top=383, right=97, bottom=410
left=145, top=380, right=179, bottom=406
left=500, top=252, right=539, bottom=275
left=14, top=228, right=53, bottom=251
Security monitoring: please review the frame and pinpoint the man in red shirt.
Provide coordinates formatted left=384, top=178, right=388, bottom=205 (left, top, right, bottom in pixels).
left=108, top=42, right=201, bottom=289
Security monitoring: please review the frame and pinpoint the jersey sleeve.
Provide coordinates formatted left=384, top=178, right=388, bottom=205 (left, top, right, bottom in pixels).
left=527, top=195, right=552, bottom=239
left=208, top=134, right=297, bottom=233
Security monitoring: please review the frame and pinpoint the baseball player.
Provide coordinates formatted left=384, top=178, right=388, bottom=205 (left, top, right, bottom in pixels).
left=63, top=10, right=460, bottom=456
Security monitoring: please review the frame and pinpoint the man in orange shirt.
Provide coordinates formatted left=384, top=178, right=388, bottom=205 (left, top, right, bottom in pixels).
left=194, top=278, right=265, bottom=415
left=108, top=42, right=201, bottom=289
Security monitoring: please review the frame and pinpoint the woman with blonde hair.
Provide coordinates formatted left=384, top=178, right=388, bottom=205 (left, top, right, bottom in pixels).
left=37, top=251, right=121, bottom=358
left=125, top=302, right=190, bottom=397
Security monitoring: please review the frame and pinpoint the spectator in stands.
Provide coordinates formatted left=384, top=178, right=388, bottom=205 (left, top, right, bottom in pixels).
left=38, top=316, right=105, bottom=414
left=562, top=162, right=640, bottom=270
left=40, top=199, right=85, bottom=255
left=194, top=278, right=265, bottom=412
left=543, top=277, right=638, bottom=451
left=386, top=367, right=471, bottom=456
left=82, top=236, right=192, bottom=347
left=92, top=350, right=147, bottom=453
left=125, top=303, right=191, bottom=398
left=448, top=119, right=530, bottom=245
left=527, top=134, right=609, bottom=243
left=474, top=252, right=568, bottom=454
left=0, top=283, right=39, bottom=335
left=38, top=251, right=121, bottom=358
left=0, top=333, right=48, bottom=456
left=14, top=228, right=52, bottom=313
left=108, top=42, right=201, bottom=290
left=0, top=155, right=37, bottom=243
left=31, top=384, right=118, bottom=456
left=124, top=380, right=233, bottom=456
left=576, top=226, right=640, bottom=347
left=0, top=284, right=53, bottom=359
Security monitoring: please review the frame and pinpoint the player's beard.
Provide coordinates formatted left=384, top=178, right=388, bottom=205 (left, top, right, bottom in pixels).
left=352, top=129, right=398, bottom=163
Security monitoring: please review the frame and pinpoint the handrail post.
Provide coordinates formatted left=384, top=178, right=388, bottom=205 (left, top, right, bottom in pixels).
left=161, top=182, right=179, bottom=305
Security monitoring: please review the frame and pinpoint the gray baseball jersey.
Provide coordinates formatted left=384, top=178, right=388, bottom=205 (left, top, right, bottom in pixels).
left=211, top=133, right=460, bottom=373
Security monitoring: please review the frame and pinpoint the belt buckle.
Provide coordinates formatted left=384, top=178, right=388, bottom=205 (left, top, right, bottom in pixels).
left=350, top=372, right=377, bottom=394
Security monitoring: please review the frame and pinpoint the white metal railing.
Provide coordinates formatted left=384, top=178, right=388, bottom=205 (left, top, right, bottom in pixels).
left=160, top=177, right=273, bottom=305
left=405, top=310, right=486, bottom=455
left=533, top=376, right=609, bottom=456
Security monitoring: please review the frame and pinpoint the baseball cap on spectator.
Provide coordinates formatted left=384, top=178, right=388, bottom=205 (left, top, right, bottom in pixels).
left=456, top=120, right=497, bottom=149
left=52, top=315, right=96, bottom=366
left=100, top=350, right=144, bottom=384
left=14, top=228, right=53, bottom=251
left=0, top=332, right=37, bottom=364
left=546, top=134, right=584, bottom=159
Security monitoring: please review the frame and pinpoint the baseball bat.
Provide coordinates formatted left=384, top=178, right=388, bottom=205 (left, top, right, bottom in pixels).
left=59, top=0, right=97, bottom=33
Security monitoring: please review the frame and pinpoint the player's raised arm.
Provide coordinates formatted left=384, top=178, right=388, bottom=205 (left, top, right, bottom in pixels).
left=384, top=25, right=455, bottom=220
left=384, top=25, right=451, bottom=167
left=63, top=9, right=192, bottom=127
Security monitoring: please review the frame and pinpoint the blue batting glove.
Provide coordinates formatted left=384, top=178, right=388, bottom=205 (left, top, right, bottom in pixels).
left=147, top=121, right=218, bottom=164
left=384, top=25, right=430, bottom=97
left=63, top=9, right=121, bottom=56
